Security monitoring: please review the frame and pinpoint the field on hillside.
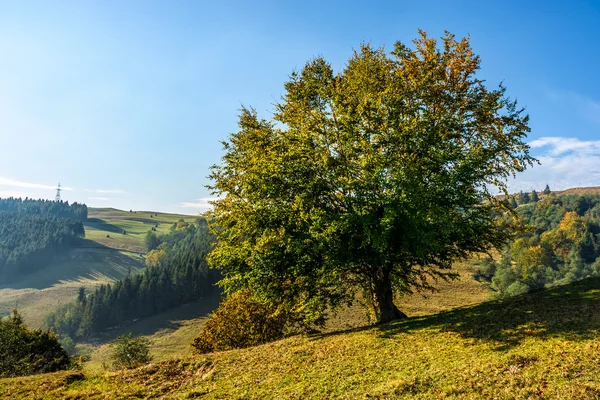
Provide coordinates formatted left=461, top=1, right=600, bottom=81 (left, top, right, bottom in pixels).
left=3, top=276, right=600, bottom=399
left=79, top=296, right=223, bottom=372
left=0, top=208, right=197, bottom=328
left=73, top=259, right=489, bottom=374
left=86, top=208, right=199, bottom=253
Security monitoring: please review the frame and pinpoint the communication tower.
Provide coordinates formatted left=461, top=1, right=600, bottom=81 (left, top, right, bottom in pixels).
left=55, top=183, right=62, bottom=202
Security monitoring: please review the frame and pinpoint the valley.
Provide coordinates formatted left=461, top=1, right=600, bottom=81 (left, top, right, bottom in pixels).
left=0, top=208, right=196, bottom=328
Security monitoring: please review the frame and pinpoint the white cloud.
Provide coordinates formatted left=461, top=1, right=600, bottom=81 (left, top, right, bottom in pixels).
left=510, top=136, right=600, bottom=192
left=88, top=196, right=111, bottom=201
left=95, top=189, right=126, bottom=194
left=180, top=197, right=219, bottom=209
left=0, top=177, right=73, bottom=191
left=529, top=137, right=600, bottom=156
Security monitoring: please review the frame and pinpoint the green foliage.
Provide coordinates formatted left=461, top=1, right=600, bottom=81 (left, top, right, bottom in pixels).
left=0, top=309, right=70, bottom=377
left=208, top=31, right=534, bottom=323
left=543, top=184, right=551, bottom=195
left=0, top=197, right=88, bottom=221
left=191, top=290, right=288, bottom=354
left=58, top=335, right=76, bottom=356
left=0, top=212, right=85, bottom=281
left=531, top=190, right=539, bottom=202
left=0, top=197, right=86, bottom=282
left=109, top=333, right=152, bottom=369
left=518, top=190, right=531, bottom=204
left=488, top=194, right=600, bottom=297
left=472, top=257, right=496, bottom=281
left=144, top=230, right=160, bottom=251
left=46, top=218, right=220, bottom=339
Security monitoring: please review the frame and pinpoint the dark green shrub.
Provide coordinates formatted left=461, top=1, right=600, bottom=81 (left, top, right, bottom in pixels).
left=109, top=333, right=152, bottom=369
left=0, top=310, right=70, bottom=377
left=191, top=290, right=288, bottom=354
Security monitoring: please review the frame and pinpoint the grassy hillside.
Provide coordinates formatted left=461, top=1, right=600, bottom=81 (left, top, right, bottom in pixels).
left=3, top=276, right=600, bottom=399
left=71, top=259, right=488, bottom=374
left=85, top=208, right=198, bottom=253
left=554, top=186, right=600, bottom=196
left=78, top=296, right=222, bottom=373
left=0, top=208, right=197, bottom=328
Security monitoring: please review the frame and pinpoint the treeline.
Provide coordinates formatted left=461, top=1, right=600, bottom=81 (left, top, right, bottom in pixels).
left=0, top=212, right=85, bottom=281
left=46, top=218, right=220, bottom=340
left=0, top=197, right=88, bottom=221
left=475, top=193, right=600, bottom=297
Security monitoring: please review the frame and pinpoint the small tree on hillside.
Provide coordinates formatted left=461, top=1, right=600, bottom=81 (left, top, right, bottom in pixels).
left=531, top=190, right=539, bottom=202
left=145, top=231, right=160, bottom=251
left=77, top=287, right=86, bottom=305
left=109, top=333, right=152, bottom=370
left=544, top=184, right=551, bottom=195
left=207, top=31, right=535, bottom=324
left=0, top=309, right=70, bottom=377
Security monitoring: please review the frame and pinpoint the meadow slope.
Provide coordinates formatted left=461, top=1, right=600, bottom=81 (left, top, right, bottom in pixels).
left=0, top=208, right=197, bottom=328
left=2, top=277, right=600, bottom=399
left=72, top=258, right=489, bottom=372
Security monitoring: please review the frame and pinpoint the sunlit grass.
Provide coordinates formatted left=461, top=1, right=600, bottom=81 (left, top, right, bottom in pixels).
left=3, top=277, right=600, bottom=399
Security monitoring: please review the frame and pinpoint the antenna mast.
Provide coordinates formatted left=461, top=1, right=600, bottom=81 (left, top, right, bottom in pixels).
left=55, top=183, right=62, bottom=202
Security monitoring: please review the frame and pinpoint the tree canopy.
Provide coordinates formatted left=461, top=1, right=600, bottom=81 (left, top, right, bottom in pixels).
left=0, top=310, right=70, bottom=377
left=207, top=31, right=535, bottom=323
left=476, top=194, right=600, bottom=297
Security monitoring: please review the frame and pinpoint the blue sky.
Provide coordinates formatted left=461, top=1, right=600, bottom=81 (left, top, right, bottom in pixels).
left=0, top=0, right=599, bottom=214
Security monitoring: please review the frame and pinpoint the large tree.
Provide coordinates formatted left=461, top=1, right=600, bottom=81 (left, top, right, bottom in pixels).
left=208, top=31, right=535, bottom=324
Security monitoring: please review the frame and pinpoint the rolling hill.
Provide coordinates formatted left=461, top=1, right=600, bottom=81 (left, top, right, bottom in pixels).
left=0, top=208, right=198, bottom=328
left=4, top=189, right=600, bottom=398
left=71, top=257, right=490, bottom=374
left=2, top=274, right=600, bottom=399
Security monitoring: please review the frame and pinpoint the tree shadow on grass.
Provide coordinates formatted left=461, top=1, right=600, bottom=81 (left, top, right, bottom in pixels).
left=377, top=277, right=600, bottom=349
left=84, top=218, right=125, bottom=234
left=87, top=296, right=222, bottom=346
left=0, top=241, right=145, bottom=290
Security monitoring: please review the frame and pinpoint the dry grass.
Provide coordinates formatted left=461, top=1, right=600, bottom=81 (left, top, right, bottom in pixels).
left=3, top=277, right=600, bottom=399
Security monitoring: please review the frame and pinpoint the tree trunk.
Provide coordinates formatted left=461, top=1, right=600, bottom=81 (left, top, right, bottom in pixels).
left=371, top=270, right=407, bottom=324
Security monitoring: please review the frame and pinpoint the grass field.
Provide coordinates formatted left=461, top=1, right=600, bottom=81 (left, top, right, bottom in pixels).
left=73, top=259, right=489, bottom=375
left=3, top=275, right=600, bottom=399
left=78, top=295, right=223, bottom=373
left=0, top=207, right=196, bottom=328
left=86, top=208, right=199, bottom=253
left=4, top=197, right=600, bottom=398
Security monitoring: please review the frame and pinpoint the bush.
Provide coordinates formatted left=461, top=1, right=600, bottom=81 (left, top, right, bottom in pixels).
left=0, top=310, right=70, bottom=377
left=472, top=257, right=496, bottom=282
left=505, top=281, right=529, bottom=297
left=191, top=290, right=288, bottom=354
left=109, top=333, right=152, bottom=369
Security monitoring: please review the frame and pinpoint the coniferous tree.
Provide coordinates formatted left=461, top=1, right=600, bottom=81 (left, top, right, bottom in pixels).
left=46, top=218, right=220, bottom=339
left=510, top=197, right=518, bottom=209
left=0, top=206, right=85, bottom=281
left=518, top=191, right=531, bottom=204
